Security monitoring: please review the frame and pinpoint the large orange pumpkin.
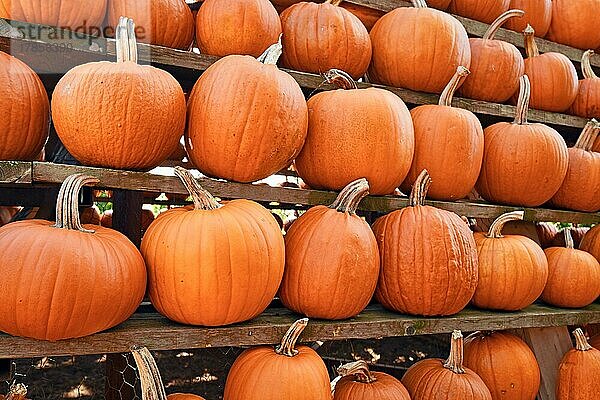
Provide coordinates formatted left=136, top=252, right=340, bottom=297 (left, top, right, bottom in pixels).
left=463, top=331, right=541, bottom=400
left=571, top=51, right=600, bottom=119
left=333, top=360, right=410, bottom=400
left=542, top=230, right=600, bottom=308
left=223, top=319, right=332, bottom=400
left=448, top=0, right=510, bottom=24
left=473, top=211, right=548, bottom=311
left=401, top=66, right=483, bottom=200
left=295, top=69, right=414, bottom=195
left=550, top=120, right=600, bottom=212
left=557, top=328, right=600, bottom=400
left=522, top=25, right=579, bottom=113
left=459, top=10, right=525, bottom=103
left=547, top=0, right=600, bottom=50
left=505, top=0, right=551, bottom=36
left=141, top=167, right=284, bottom=326
left=0, top=51, right=49, bottom=161
left=107, top=0, right=194, bottom=49
left=0, top=174, right=147, bottom=341
left=476, top=75, right=569, bottom=206
left=186, top=40, right=308, bottom=183
left=52, top=18, right=186, bottom=170
left=402, top=330, right=492, bottom=400
left=369, top=0, right=471, bottom=94
left=280, top=179, right=379, bottom=320
left=374, top=170, right=478, bottom=316
left=581, top=225, right=600, bottom=262
left=196, top=0, right=281, bottom=57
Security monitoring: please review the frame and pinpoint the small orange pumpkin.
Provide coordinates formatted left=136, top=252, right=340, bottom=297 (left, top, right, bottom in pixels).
left=333, top=360, right=410, bottom=400
left=536, top=222, right=559, bottom=248
left=581, top=225, right=600, bottom=262
left=505, top=0, right=551, bottom=36
left=79, top=206, right=101, bottom=225
left=557, top=329, right=600, bottom=400
left=448, top=0, right=510, bottom=24
left=571, top=51, right=600, bottom=119
left=547, top=0, right=600, bottom=50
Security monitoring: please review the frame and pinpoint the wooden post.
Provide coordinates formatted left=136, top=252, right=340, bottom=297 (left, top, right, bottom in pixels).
left=0, top=359, right=13, bottom=381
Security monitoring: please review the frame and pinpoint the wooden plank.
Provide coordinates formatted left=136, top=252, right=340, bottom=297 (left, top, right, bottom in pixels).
left=0, top=161, right=32, bottom=184
left=0, top=304, right=597, bottom=359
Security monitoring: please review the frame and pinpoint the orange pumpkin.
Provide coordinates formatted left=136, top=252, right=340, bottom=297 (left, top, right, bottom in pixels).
left=476, top=75, right=569, bottom=206
left=505, top=0, right=551, bottom=36
left=333, top=360, right=410, bottom=400
left=295, top=70, right=414, bottom=195
left=473, top=211, right=548, bottom=311
left=571, top=51, right=600, bottom=119
left=374, top=170, right=478, bottom=316
left=0, top=174, right=147, bottom=341
left=401, top=66, right=483, bottom=200
left=402, top=330, right=492, bottom=400
left=536, top=222, right=558, bottom=248
left=0, top=207, right=19, bottom=227
left=338, top=3, right=383, bottom=31
left=196, top=0, right=281, bottom=57
left=542, top=230, right=600, bottom=308
left=581, top=225, right=600, bottom=262
left=280, top=179, right=379, bottom=320
left=570, top=226, right=590, bottom=248
left=557, top=329, right=600, bottom=400
left=107, top=0, right=194, bottom=49
left=550, top=120, right=600, bottom=212
left=223, top=319, right=332, bottom=400
left=186, top=40, right=308, bottom=183
left=522, top=25, right=579, bottom=113
left=141, top=167, right=284, bottom=326
left=464, top=331, right=541, bottom=400
left=369, top=0, right=471, bottom=94
left=79, top=206, right=101, bottom=225
left=547, top=0, right=600, bottom=50
left=280, top=1, right=371, bottom=79
left=448, top=0, right=510, bottom=24
left=53, top=18, right=186, bottom=170
left=459, top=10, right=525, bottom=103
left=0, top=51, right=49, bottom=161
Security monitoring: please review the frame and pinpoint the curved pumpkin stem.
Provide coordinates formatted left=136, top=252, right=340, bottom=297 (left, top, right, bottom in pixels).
left=573, top=328, right=593, bottom=351
left=564, top=229, right=574, bottom=249
left=484, top=10, right=525, bottom=40
left=439, top=66, right=470, bottom=107
left=322, top=69, right=358, bottom=90
left=514, top=75, right=531, bottom=125
left=523, top=25, right=539, bottom=58
left=329, top=178, right=369, bottom=214
left=53, top=174, right=99, bottom=233
left=582, top=50, right=598, bottom=80
left=486, top=211, right=525, bottom=238
left=443, top=330, right=466, bottom=374
left=257, top=34, right=283, bottom=65
left=116, top=16, right=138, bottom=63
left=131, top=346, right=169, bottom=400
left=173, top=167, right=220, bottom=211
left=337, top=360, right=377, bottom=383
left=5, top=383, right=27, bottom=400
left=409, top=170, right=431, bottom=207
left=574, top=119, right=600, bottom=151
left=411, top=0, right=428, bottom=8
left=275, top=318, right=309, bottom=357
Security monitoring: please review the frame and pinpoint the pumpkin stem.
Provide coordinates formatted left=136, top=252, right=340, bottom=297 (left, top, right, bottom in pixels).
left=275, top=318, right=309, bottom=357
left=257, top=34, right=283, bottom=65
left=574, top=119, right=600, bottom=151
left=439, top=66, right=470, bottom=107
left=483, top=9, right=525, bottom=40
left=116, top=16, right=138, bottom=63
left=486, top=211, right=525, bottom=238
left=5, top=384, right=27, bottom=400
left=337, top=360, right=377, bottom=383
left=131, top=346, right=169, bottom=400
left=329, top=178, right=370, bottom=214
left=408, top=170, right=431, bottom=207
left=564, top=229, right=574, bottom=249
left=582, top=50, right=598, bottom=80
left=523, top=25, right=539, bottom=58
left=52, top=174, right=99, bottom=233
left=173, top=167, right=220, bottom=211
left=322, top=69, right=358, bottom=90
left=513, top=75, right=531, bottom=125
left=573, top=328, right=593, bottom=351
left=410, top=0, right=428, bottom=8
left=443, top=330, right=466, bottom=374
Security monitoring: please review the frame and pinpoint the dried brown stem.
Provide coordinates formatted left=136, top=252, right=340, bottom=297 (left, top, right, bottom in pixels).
left=523, top=25, right=539, bottom=58
left=337, top=360, right=377, bottom=383
left=409, top=170, right=431, bottom=207
left=582, top=50, right=598, bottom=80
left=487, top=211, right=525, bottom=238
left=439, top=66, right=470, bottom=107
left=573, top=328, right=593, bottom=351
left=322, top=69, right=358, bottom=90
left=275, top=318, right=309, bottom=357
left=258, top=34, right=283, bottom=65
left=173, top=167, right=220, bottom=211
left=443, top=330, right=466, bottom=374
left=484, top=10, right=525, bottom=40
left=329, top=178, right=370, bottom=214
left=514, top=75, right=531, bottom=125
left=131, top=346, right=168, bottom=400
left=52, top=174, right=99, bottom=233
left=116, top=17, right=138, bottom=63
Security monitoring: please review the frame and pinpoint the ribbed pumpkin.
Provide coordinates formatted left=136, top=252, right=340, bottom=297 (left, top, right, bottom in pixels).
left=223, top=319, right=332, bottom=400
left=505, top=0, right=551, bottom=36
left=473, top=211, right=548, bottom=311
left=557, top=329, right=600, bottom=400
left=333, top=360, right=410, bottom=400
left=196, top=0, right=281, bottom=57
left=141, top=167, right=284, bottom=326
left=542, top=230, right=600, bottom=308
left=476, top=75, right=569, bottom=206
left=0, top=207, right=18, bottom=227
left=369, top=0, right=471, bottom=94
left=459, top=10, right=525, bottom=103
left=52, top=18, right=186, bottom=170
left=280, top=1, right=371, bottom=79
left=295, top=70, right=414, bottom=195
left=448, top=0, right=510, bottom=24
left=571, top=51, right=600, bottom=119
left=79, top=206, right=101, bottom=225
left=0, top=51, right=49, bottom=161
left=0, top=174, right=147, bottom=341
left=463, top=331, right=541, bottom=400
left=401, top=66, right=483, bottom=200
left=581, top=225, right=600, bottom=262
left=536, top=222, right=558, bottom=248
left=550, top=120, right=600, bottom=212
left=108, top=0, right=194, bottom=49
left=280, top=179, right=379, bottom=320
left=186, top=40, right=308, bottom=183
left=521, top=25, right=579, bottom=113
left=402, top=330, right=493, bottom=400
left=374, top=170, right=478, bottom=316
left=547, top=0, right=600, bottom=50
left=338, top=3, right=383, bottom=31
